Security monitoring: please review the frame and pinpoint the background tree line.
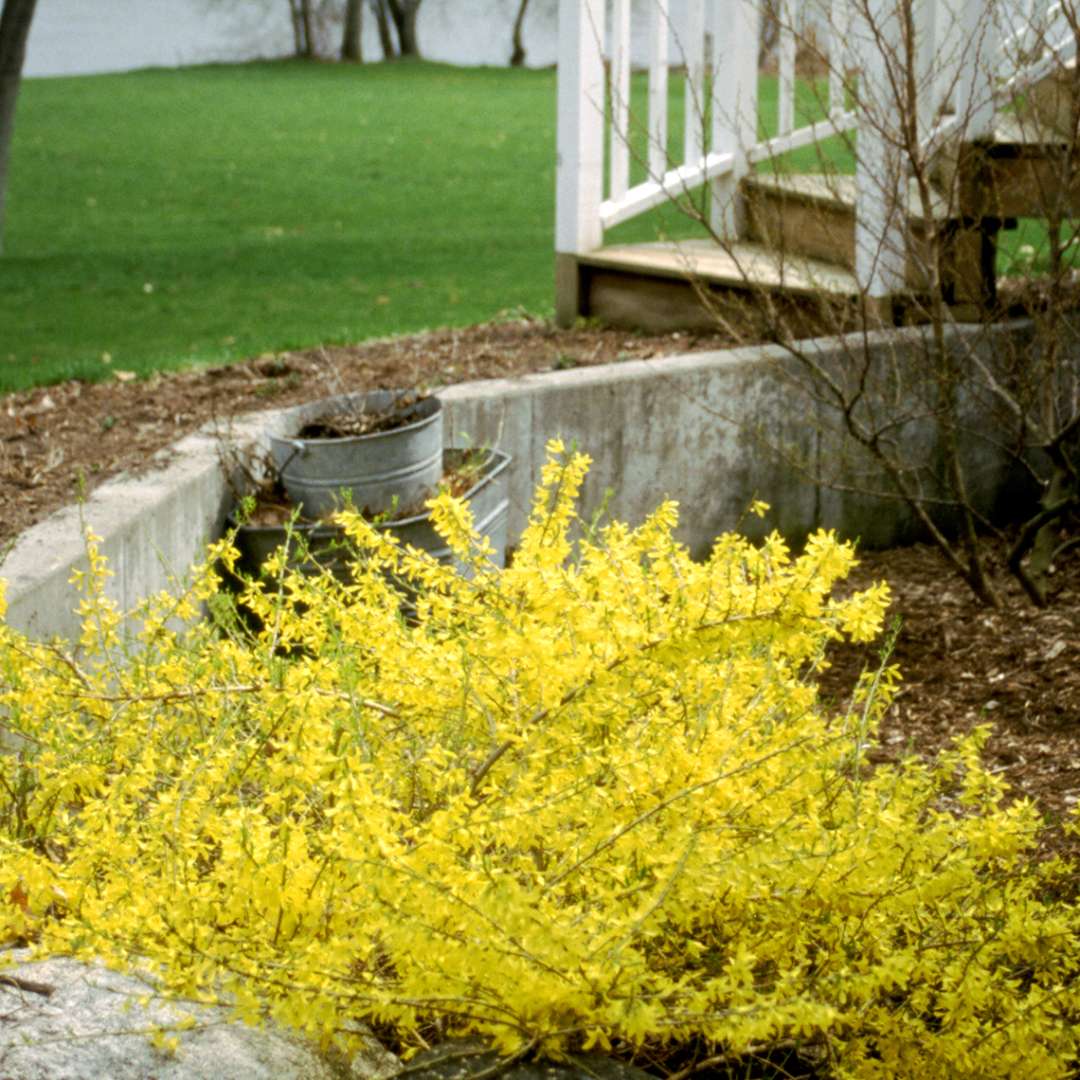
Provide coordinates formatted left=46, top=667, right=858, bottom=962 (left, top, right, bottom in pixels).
left=0, top=0, right=537, bottom=253
left=285, top=0, right=533, bottom=64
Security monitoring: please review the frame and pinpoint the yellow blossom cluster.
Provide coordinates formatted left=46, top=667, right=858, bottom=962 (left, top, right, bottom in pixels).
left=0, top=441, right=1077, bottom=1078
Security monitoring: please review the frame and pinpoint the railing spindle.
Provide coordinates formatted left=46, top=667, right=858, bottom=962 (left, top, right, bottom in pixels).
left=955, top=0, right=998, bottom=138
left=648, top=0, right=670, bottom=180
left=854, top=0, right=906, bottom=297
left=829, top=0, right=849, bottom=120
left=914, top=0, right=938, bottom=143
left=683, top=0, right=706, bottom=167
left=609, top=0, right=631, bottom=201
left=778, top=0, right=797, bottom=136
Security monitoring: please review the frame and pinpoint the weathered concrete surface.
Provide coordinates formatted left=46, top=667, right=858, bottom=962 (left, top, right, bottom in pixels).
left=1, top=429, right=240, bottom=644
left=1, top=320, right=1041, bottom=641
left=0, top=952, right=398, bottom=1080
left=438, top=339, right=821, bottom=555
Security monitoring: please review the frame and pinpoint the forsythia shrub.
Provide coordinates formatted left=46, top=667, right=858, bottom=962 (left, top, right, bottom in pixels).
left=0, top=441, right=1077, bottom=1079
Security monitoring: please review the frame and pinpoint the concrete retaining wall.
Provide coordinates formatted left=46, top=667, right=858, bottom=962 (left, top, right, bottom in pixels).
left=1, top=320, right=1035, bottom=641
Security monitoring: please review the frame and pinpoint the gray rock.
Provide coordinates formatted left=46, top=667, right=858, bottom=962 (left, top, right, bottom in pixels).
left=0, top=953, right=399, bottom=1080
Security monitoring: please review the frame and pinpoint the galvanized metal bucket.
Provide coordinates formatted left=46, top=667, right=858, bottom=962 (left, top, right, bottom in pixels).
left=269, top=390, right=443, bottom=519
left=229, top=448, right=512, bottom=584
left=379, top=448, right=512, bottom=575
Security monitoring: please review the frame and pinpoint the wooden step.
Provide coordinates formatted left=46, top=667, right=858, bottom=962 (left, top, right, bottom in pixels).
left=580, top=238, right=859, bottom=295
left=743, top=172, right=983, bottom=299
left=743, top=173, right=859, bottom=271
left=1025, top=61, right=1077, bottom=141
left=935, top=112, right=1080, bottom=218
left=572, top=239, right=864, bottom=335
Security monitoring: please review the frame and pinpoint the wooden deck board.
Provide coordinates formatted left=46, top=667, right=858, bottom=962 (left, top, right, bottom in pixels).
left=991, top=111, right=1069, bottom=152
left=577, top=239, right=860, bottom=297
left=745, top=173, right=956, bottom=221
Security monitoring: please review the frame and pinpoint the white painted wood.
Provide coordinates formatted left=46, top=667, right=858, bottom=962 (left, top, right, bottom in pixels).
left=609, top=0, right=631, bottom=201
left=1000, top=27, right=1079, bottom=97
left=853, top=0, right=907, bottom=297
left=600, top=152, right=736, bottom=229
left=955, top=0, right=998, bottom=138
left=1001, top=0, right=1038, bottom=64
left=913, top=0, right=939, bottom=144
left=556, top=0, right=606, bottom=254
left=647, top=0, right=670, bottom=180
left=925, top=0, right=968, bottom=122
left=682, top=0, right=707, bottom=167
left=749, top=109, right=857, bottom=162
left=778, top=0, right=797, bottom=135
left=711, top=0, right=760, bottom=236
left=829, top=0, right=849, bottom=120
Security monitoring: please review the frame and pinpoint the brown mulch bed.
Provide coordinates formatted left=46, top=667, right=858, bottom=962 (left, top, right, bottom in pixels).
left=0, top=317, right=732, bottom=549
left=821, top=541, right=1080, bottom=857
left=2, top=316, right=1078, bottom=846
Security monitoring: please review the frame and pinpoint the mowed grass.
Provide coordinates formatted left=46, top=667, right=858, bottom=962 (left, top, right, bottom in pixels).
left=1, top=61, right=561, bottom=392
left=0, top=60, right=1065, bottom=392
left=2, top=62, right=857, bottom=392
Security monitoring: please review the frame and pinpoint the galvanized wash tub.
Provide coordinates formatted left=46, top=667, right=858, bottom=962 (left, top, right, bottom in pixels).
left=229, top=448, right=512, bottom=584
left=268, top=391, right=443, bottom=519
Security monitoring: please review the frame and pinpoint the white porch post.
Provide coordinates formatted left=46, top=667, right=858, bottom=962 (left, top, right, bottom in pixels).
left=853, top=0, right=907, bottom=300
left=555, top=0, right=606, bottom=325
left=710, top=0, right=760, bottom=237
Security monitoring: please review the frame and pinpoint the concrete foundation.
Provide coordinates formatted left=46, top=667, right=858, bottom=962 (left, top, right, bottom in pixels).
left=1, top=319, right=1043, bottom=641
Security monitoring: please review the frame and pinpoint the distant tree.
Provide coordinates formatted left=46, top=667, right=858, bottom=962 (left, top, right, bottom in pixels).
left=370, top=0, right=396, bottom=58
left=384, top=0, right=421, bottom=57
left=509, top=0, right=529, bottom=66
left=0, top=0, right=37, bottom=255
left=202, top=0, right=351, bottom=60
left=289, top=0, right=316, bottom=57
left=341, top=0, right=362, bottom=60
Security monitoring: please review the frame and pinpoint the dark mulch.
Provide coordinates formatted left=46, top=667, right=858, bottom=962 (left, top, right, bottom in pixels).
left=0, top=317, right=732, bottom=550
left=820, top=537, right=1080, bottom=859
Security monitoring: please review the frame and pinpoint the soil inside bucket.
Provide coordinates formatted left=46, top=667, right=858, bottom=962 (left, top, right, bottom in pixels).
left=295, top=392, right=432, bottom=440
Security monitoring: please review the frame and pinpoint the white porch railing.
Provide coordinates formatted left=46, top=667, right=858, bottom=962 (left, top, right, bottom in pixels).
left=555, top=0, right=1079, bottom=303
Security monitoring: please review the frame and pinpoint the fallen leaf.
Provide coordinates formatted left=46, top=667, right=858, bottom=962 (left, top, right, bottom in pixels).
left=1045, top=639, right=1067, bottom=662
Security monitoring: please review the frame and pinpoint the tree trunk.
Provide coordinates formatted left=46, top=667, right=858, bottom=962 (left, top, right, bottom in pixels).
left=0, top=0, right=38, bottom=256
left=385, top=0, right=421, bottom=57
left=341, top=0, right=363, bottom=61
left=509, top=0, right=529, bottom=67
left=288, top=0, right=315, bottom=57
left=299, top=0, right=315, bottom=58
left=288, top=0, right=305, bottom=56
left=371, top=0, right=396, bottom=58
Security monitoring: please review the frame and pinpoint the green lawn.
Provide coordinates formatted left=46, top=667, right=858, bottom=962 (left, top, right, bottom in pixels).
left=2, top=62, right=862, bottom=391
left=1, top=61, right=560, bottom=392
left=0, top=60, right=1068, bottom=393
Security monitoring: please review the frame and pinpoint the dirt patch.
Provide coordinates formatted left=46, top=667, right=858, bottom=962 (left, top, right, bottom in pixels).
left=819, top=536, right=1080, bottom=860
left=0, top=317, right=732, bottom=550
left=2, top=315, right=1078, bottom=848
